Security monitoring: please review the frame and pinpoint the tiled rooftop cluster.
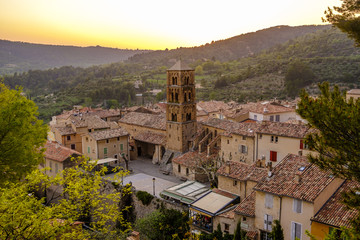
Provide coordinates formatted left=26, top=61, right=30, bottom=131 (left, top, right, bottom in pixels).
left=89, top=128, right=129, bottom=141
left=257, top=121, right=311, bottom=138
left=44, top=141, right=81, bottom=162
left=217, top=161, right=267, bottom=183
left=202, top=118, right=258, bottom=137
left=133, top=132, right=166, bottom=145
left=118, top=112, right=166, bottom=130
left=254, top=154, right=335, bottom=202
left=312, top=180, right=360, bottom=228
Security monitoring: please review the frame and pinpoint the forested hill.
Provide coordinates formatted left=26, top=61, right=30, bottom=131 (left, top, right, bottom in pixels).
left=0, top=40, right=150, bottom=75
left=129, top=25, right=331, bottom=66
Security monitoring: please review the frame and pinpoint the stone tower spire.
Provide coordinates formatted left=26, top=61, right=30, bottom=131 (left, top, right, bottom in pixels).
left=166, top=60, right=197, bottom=152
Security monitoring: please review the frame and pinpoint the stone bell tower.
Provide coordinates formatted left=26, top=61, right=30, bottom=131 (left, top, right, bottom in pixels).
left=166, top=60, right=197, bottom=153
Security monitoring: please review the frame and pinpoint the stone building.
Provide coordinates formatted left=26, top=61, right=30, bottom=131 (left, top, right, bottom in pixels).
left=166, top=61, right=197, bottom=153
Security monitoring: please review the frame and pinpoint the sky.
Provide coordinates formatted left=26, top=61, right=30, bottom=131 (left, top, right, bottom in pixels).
left=0, top=0, right=342, bottom=50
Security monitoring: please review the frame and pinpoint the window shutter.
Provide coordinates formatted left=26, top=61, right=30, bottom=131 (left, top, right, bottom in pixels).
left=268, top=215, right=273, bottom=231
left=264, top=214, right=267, bottom=230
left=245, top=146, right=248, bottom=154
left=300, top=140, right=304, bottom=149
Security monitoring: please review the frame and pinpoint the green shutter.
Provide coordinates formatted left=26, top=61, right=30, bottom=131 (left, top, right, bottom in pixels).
left=88, top=146, right=90, bottom=153
left=104, top=148, right=107, bottom=154
left=120, top=144, right=123, bottom=151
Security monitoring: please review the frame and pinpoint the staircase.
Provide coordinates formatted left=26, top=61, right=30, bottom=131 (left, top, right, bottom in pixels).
left=159, top=150, right=181, bottom=174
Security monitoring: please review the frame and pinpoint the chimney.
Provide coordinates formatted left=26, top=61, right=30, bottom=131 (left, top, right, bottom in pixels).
left=266, top=162, right=273, bottom=172
left=295, top=173, right=301, bottom=183
left=225, top=161, right=230, bottom=174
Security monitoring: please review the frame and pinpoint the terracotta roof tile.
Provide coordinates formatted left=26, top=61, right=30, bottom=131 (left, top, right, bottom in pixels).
left=172, top=151, right=217, bottom=168
left=246, top=231, right=258, bottom=239
left=89, top=128, right=129, bottom=141
left=197, top=100, right=231, bottom=113
left=234, top=191, right=256, bottom=217
left=118, top=112, right=166, bottom=131
left=257, top=121, right=311, bottom=138
left=68, top=114, right=110, bottom=129
left=202, top=118, right=259, bottom=137
left=217, top=205, right=236, bottom=219
left=44, top=141, right=81, bottom=162
left=133, top=131, right=166, bottom=145
left=254, top=154, right=336, bottom=202
left=217, top=161, right=267, bottom=182
left=53, top=126, right=76, bottom=135
left=311, top=180, right=360, bottom=228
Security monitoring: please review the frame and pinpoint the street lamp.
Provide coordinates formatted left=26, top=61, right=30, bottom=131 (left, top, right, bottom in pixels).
left=152, top=178, right=156, bottom=196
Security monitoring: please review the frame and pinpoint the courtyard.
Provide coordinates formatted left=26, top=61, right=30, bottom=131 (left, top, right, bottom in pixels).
left=105, top=157, right=183, bottom=197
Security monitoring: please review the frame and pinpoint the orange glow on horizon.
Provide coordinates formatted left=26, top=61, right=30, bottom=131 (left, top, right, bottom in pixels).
left=0, top=0, right=342, bottom=50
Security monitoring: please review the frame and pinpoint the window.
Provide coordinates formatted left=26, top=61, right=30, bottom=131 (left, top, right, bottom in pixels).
left=224, top=223, right=230, bottom=233
left=300, top=140, right=304, bottom=149
left=117, top=137, right=120, bottom=141
left=259, top=134, right=262, bottom=139
left=233, top=180, right=237, bottom=186
left=86, top=137, right=88, bottom=142
left=270, top=115, right=274, bottom=121
left=293, top=199, right=302, bottom=213
left=71, top=144, right=75, bottom=150
left=55, top=163, right=58, bottom=173
left=178, top=165, right=181, bottom=173
left=240, top=145, right=248, bottom=154
left=88, top=129, right=91, bottom=132
left=227, top=140, right=230, bottom=144
left=114, top=144, right=116, bottom=148
left=120, top=144, right=123, bottom=151
left=270, top=151, right=277, bottom=162
left=50, top=161, right=52, bottom=172
left=242, top=136, right=246, bottom=140
left=275, top=136, right=278, bottom=143
left=271, top=136, right=274, bottom=142
left=254, top=115, right=257, bottom=120
left=264, top=214, right=273, bottom=231
left=87, top=146, right=90, bottom=154
left=114, top=154, right=118, bottom=159
left=275, top=115, right=280, bottom=122
left=265, top=193, right=273, bottom=209
left=67, top=135, right=71, bottom=141
left=291, top=222, right=302, bottom=240
left=106, top=139, right=109, bottom=143
left=243, top=217, right=247, bottom=221
left=186, top=168, right=189, bottom=176
left=104, top=148, right=108, bottom=155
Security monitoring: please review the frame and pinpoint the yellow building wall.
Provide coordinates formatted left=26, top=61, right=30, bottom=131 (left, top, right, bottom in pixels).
left=313, top=178, right=344, bottom=214
left=217, top=176, right=257, bottom=200
left=96, top=136, right=129, bottom=160
left=220, top=134, right=255, bottom=164
left=257, top=134, right=312, bottom=166
left=311, top=222, right=331, bottom=240
left=281, top=197, right=313, bottom=240
left=254, top=191, right=281, bottom=232
left=82, top=134, right=98, bottom=160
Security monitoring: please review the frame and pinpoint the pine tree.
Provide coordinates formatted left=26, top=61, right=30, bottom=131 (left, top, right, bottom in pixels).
left=233, top=220, right=241, bottom=240
left=271, top=220, right=284, bottom=240
left=297, top=82, right=360, bottom=234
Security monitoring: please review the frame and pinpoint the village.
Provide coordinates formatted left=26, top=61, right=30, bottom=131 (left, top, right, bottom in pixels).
left=44, top=61, right=360, bottom=240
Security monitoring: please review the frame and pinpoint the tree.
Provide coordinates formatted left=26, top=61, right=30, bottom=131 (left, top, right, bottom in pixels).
left=213, top=223, right=223, bottom=240
left=135, top=208, right=190, bottom=240
left=271, top=220, right=284, bottom=240
left=297, top=82, right=360, bottom=233
left=284, top=60, right=316, bottom=97
left=233, top=220, right=246, bottom=240
left=0, top=157, right=131, bottom=239
left=324, top=0, right=360, bottom=46
left=0, top=82, right=48, bottom=185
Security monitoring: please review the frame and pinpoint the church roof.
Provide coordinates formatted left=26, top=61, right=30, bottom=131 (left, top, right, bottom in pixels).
left=168, top=60, right=193, bottom=71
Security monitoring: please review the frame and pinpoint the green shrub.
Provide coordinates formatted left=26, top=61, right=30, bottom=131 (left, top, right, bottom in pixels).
left=136, top=191, right=153, bottom=206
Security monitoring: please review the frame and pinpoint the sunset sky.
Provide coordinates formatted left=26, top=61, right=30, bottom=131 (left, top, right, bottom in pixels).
left=0, top=0, right=341, bottom=50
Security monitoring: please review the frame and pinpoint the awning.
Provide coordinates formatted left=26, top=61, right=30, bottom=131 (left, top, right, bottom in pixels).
left=190, top=190, right=239, bottom=216
left=91, top=158, right=118, bottom=165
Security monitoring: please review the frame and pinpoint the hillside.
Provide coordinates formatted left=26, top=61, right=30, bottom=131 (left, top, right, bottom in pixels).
left=0, top=40, right=150, bottom=75
left=129, top=25, right=331, bottom=66
left=4, top=26, right=360, bottom=122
